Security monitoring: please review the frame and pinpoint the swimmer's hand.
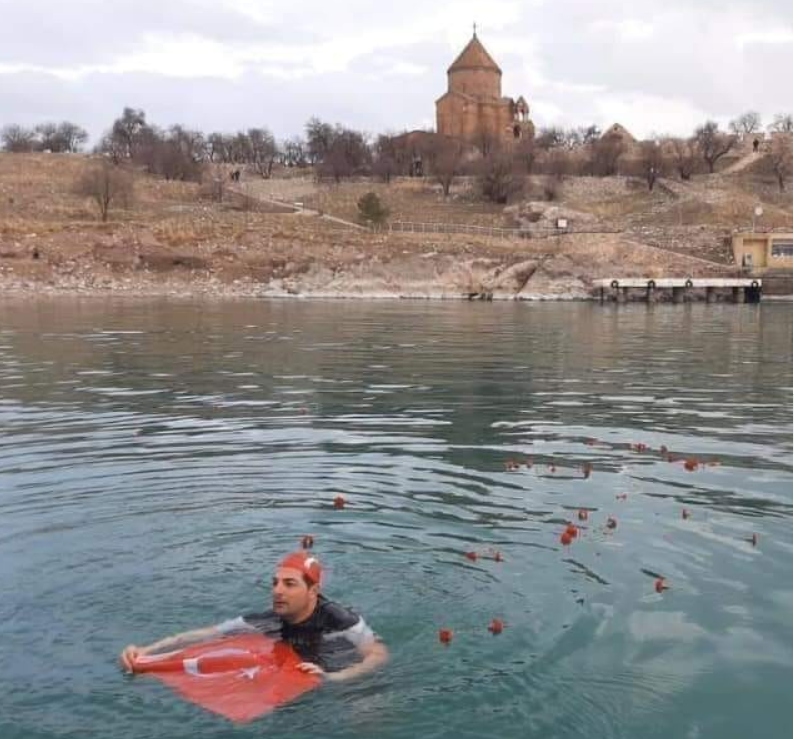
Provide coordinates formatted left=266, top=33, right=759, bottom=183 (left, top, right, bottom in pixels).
left=120, top=644, right=149, bottom=673
left=296, top=662, right=344, bottom=682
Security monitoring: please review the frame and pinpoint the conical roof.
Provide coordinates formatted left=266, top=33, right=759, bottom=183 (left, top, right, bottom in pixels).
left=448, top=34, right=501, bottom=74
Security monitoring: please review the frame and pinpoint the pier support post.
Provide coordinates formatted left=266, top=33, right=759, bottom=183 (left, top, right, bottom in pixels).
left=706, top=286, right=716, bottom=303
left=732, top=286, right=744, bottom=304
left=619, top=287, right=629, bottom=303
left=646, top=286, right=656, bottom=303
left=672, top=287, right=684, bottom=304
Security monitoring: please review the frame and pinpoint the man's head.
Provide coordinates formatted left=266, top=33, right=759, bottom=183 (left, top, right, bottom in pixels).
left=272, top=552, right=323, bottom=624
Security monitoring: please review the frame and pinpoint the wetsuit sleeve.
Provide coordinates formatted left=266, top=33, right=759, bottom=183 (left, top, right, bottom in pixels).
left=337, top=615, right=376, bottom=649
left=321, top=602, right=377, bottom=648
left=215, top=616, right=258, bottom=635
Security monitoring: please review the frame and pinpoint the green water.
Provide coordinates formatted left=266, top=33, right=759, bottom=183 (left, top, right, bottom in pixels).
left=0, top=297, right=791, bottom=739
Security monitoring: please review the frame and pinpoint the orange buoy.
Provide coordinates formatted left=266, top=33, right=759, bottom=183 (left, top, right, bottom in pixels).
left=681, top=509, right=690, bottom=520
left=565, top=523, right=578, bottom=539
left=577, top=509, right=589, bottom=521
left=301, top=535, right=314, bottom=549
left=606, top=517, right=617, bottom=530
left=684, top=458, right=699, bottom=472
left=333, top=495, right=346, bottom=509
left=465, top=551, right=478, bottom=562
left=492, top=551, right=504, bottom=562
left=439, top=628, right=453, bottom=644
left=655, top=577, right=668, bottom=593
left=560, top=531, right=573, bottom=546
left=488, top=618, right=505, bottom=635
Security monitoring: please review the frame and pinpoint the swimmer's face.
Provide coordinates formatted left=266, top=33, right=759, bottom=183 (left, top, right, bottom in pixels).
left=272, top=566, right=318, bottom=622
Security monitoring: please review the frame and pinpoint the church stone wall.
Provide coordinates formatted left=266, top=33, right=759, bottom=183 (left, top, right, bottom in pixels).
left=448, top=69, right=501, bottom=100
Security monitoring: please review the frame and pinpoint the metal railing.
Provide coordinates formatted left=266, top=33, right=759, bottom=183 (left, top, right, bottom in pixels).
left=384, top=221, right=621, bottom=240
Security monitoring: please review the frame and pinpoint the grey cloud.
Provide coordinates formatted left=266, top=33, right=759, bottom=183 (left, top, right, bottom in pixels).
left=0, top=0, right=790, bottom=140
left=0, top=1, right=311, bottom=66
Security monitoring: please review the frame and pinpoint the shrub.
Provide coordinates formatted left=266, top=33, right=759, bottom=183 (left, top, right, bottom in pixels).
left=74, top=161, right=134, bottom=222
left=357, top=192, right=390, bottom=227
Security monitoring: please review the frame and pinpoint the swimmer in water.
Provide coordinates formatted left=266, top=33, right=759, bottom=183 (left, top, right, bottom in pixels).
left=120, top=551, right=389, bottom=682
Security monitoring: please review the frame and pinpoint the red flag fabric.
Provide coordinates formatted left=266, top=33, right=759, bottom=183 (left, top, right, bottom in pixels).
left=132, top=633, right=321, bottom=723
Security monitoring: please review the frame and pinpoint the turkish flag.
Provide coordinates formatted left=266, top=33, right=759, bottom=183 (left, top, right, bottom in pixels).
left=132, top=633, right=321, bottom=723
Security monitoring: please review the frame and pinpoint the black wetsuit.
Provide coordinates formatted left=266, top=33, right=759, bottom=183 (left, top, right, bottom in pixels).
left=217, top=595, right=375, bottom=671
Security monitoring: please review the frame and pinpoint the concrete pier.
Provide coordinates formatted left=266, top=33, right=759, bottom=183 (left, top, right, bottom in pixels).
left=595, top=278, right=762, bottom=304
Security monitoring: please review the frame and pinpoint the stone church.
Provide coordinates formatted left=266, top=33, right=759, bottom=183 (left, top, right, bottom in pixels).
left=436, top=31, right=534, bottom=148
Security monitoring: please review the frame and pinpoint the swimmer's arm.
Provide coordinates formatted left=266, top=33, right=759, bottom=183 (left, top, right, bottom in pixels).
left=120, top=625, right=221, bottom=671
left=299, top=640, right=389, bottom=683
left=140, top=625, right=223, bottom=654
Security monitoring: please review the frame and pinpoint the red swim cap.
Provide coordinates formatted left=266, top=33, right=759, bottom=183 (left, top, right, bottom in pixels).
left=277, top=552, right=322, bottom=586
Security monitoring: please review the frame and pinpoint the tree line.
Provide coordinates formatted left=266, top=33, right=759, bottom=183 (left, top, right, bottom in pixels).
left=2, top=108, right=792, bottom=205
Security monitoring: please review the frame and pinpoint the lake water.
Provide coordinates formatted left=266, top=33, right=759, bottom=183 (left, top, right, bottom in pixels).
left=0, top=297, right=791, bottom=739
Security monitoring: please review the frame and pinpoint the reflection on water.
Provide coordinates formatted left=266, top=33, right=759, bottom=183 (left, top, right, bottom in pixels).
left=0, top=297, right=791, bottom=739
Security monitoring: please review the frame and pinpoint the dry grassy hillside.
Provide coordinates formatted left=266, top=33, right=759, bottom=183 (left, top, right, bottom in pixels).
left=0, top=152, right=790, bottom=298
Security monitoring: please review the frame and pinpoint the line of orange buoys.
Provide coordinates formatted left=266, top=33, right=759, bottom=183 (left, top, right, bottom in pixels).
left=322, top=437, right=759, bottom=644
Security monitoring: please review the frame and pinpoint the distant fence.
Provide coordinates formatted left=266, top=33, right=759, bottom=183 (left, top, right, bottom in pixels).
left=384, top=221, right=622, bottom=240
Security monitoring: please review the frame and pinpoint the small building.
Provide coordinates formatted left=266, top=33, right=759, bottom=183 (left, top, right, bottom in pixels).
left=732, top=231, right=793, bottom=272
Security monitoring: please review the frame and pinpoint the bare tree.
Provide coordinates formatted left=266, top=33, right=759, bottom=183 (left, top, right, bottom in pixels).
left=317, top=127, right=370, bottom=183
left=578, top=125, right=602, bottom=145
left=1, top=124, right=37, bottom=152
left=479, top=151, right=522, bottom=203
left=638, top=140, right=666, bottom=191
left=546, top=147, right=571, bottom=179
left=34, top=121, right=88, bottom=153
left=57, top=122, right=89, bottom=152
left=694, top=120, right=737, bottom=173
left=110, top=107, right=148, bottom=159
left=729, top=111, right=761, bottom=137
left=669, top=137, right=698, bottom=180
left=74, top=161, right=134, bottom=221
left=535, top=126, right=565, bottom=151
left=590, top=132, right=625, bottom=176
left=429, top=136, right=463, bottom=197
left=766, top=136, right=793, bottom=192
left=514, top=134, right=536, bottom=174
left=768, top=113, right=793, bottom=133
left=207, top=132, right=230, bottom=163
left=305, top=117, right=335, bottom=165
left=474, top=129, right=500, bottom=157
left=247, top=127, right=278, bottom=178
left=282, top=136, right=307, bottom=167
left=373, top=134, right=400, bottom=183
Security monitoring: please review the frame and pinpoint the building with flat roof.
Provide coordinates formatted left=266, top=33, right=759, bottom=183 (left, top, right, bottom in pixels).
left=732, top=231, right=793, bottom=272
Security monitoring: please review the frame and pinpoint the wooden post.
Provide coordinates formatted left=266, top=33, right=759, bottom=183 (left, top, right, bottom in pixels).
left=672, top=287, right=684, bottom=304
left=646, top=285, right=656, bottom=303
left=733, top=286, right=744, bottom=303
left=706, top=286, right=716, bottom=303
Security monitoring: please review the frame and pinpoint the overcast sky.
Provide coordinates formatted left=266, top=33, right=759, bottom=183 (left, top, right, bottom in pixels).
left=1, top=0, right=791, bottom=144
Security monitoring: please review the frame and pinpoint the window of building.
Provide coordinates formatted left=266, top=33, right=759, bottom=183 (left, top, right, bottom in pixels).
left=771, top=240, right=793, bottom=258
